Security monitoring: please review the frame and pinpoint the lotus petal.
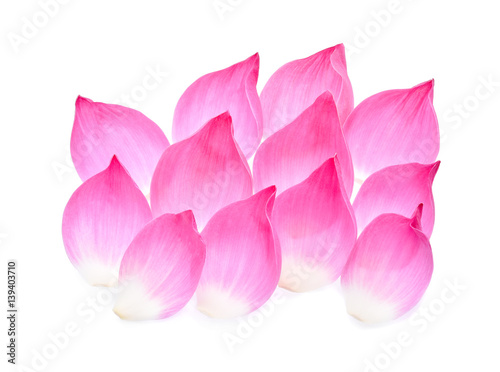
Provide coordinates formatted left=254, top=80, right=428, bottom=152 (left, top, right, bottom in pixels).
left=62, top=156, right=152, bottom=286
left=151, top=112, right=253, bottom=230
left=353, top=161, right=440, bottom=237
left=253, top=92, right=353, bottom=196
left=113, top=211, right=205, bottom=321
left=341, top=205, right=433, bottom=323
left=343, top=80, right=440, bottom=179
left=272, top=157, right=357, bottom=292
left=172, top=54, right=262, bottom=158
left=260, top=44, right=353, bottom=137
left=71, top=96, right=170, bottom=194
left=196, top=186, right=279, bottom=318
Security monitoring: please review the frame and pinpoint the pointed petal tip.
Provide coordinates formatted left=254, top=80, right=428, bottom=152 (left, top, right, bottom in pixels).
left=411, top=79, right=435, bottom=100
left=317, top=90, right=335, bottom=102
left=249, top=52, right=259, bottom=63
left=410, top=203, right=424, bottom=231
left=176, top=210, right=198, bottom=231
left=75, top=95, right=93, bottom=108
left=429, top=160, right=441, bottom=181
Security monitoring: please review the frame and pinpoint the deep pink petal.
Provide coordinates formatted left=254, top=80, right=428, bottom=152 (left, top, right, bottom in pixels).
left=151, top=112, right=253, bottom=230
left=196, top=187, right=279, bottom=318
left=353, top=161, right=440, bottom=237
left=344, top=80, right=440, bottom=179
left=172, top=54, right=262, bottom=158
left=341, top=205, right=433, bottom=323
left=71, top=96, right=170, bottom=194
left=272, top=157, right=357, bottom=292
left=260, top=44, right=353, bottom=137
left=114, top=211, right=205, bottom=320
left=253, top=92, right=354, bottom=197
left=62, top=156, right=152, bottom=286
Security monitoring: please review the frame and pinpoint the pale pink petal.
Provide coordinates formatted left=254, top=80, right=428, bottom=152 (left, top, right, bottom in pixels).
left=272, top=157, right=357, bottom=292
left=353, top=161, right=440, bottom=237
left=260, top=44, right=353, bottom=137
left=113, top=211, right=205, bottom=321
left=341, top=205, right=433, bottom=323
left=196, top=187, right=279, bottom=318
left=62, top=156, right=152, bottom=286
left=151, top=112, right=253, bottom=230
left=253, top=91, right=354, bottom=197
left=71, top=96, right=170, bottom=194
left=343, top=80, right=440, bottom=179
left=172, top=54, right=262, bottom=158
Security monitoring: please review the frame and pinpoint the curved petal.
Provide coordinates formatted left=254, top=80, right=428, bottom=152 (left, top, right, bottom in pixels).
left=172, top=54, right=262, bottom=158
left=151, top=112, right=253, bottom=230
left=341, top=205, right=434, bottom=323
left=196, top=187, right=279, bottom=318
left=272, top=157, right=357, bottom=292
left=260, top=43, right=353, bottom=137
left=113, top=211, right=205, bottom=321
left=253, top=91, right=354, bottom=197
left=343, top=80, right=440, bottom=179
left=62, top=156, right=152, bottom=286
left=353, top=161, right=440, bottom=237
left=71, top=96, right=170, bottom=194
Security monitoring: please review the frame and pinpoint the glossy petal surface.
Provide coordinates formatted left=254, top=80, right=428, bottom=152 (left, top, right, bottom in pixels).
left=344, top=80, right=440, bottom=179
left=62, top=156, right=152, bottom=286
left=71, top=96, right=169, bottom=193
left=173, top=54, right=262, bottom=158
left=196, top=187, right=279, bottom=318
left=341, top=205, right=433, bottom=323
left=114, top=211, right=205, bottom=321
left=253, top=92, right=353, bottom=196
left=151, top=112, right=253, bottom=230
left=354, top=162, right=440, bottom=237
left=273, top=157, right=357, bottom=292
left=261, top=44, right=353, bottom=137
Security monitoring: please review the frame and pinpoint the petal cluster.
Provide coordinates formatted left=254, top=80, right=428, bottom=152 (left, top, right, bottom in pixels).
left=62, top=45, right=441, bottom=324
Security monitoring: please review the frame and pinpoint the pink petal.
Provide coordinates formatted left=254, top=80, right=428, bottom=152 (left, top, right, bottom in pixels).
left=151, top=112, right=253, bottom=230
left=272, top=157, right=357, bottom=292
left=341, top=204, right=433, bottom=323
left=343, top=80, right=440, bottom=179
left=260, top=44, right=353, bottom=137
left=71, top=96, right=170, bottom=194
left=172, top=54, right=262, bottom=158
left=113, top=211, right=205, bottom=321
left=196, top=186, right=279, bottom=318
left=62, top=156, right=152, bottom=286
left=353, top=161, right=440, bottom=238
left=253, top=91, right=354, bottom=197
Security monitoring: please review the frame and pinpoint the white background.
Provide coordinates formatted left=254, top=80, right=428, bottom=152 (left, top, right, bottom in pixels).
left=1, top=0, right=499, bottom=371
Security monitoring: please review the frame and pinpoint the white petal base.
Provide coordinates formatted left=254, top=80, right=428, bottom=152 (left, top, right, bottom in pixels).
left=343, top=286, right=397, bottom=324
left=113, top=280, right=164, bottom=321
left=77, top=261, right=118, bottom=287
left=279, top=260, right=333, bottom=292
left=196, top=287, right=251, bottom=318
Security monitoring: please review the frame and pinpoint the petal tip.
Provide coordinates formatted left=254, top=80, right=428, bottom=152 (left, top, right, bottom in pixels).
left=410, top=203, right=424, bottom=231
left=429, top=160, right=441, bottom=181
